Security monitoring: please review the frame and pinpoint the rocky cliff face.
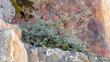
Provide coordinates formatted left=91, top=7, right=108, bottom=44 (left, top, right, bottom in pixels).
left=98, top=0, right=110, bottom=53
left=0, top=20, right=28, bottom=62
left=0, top=0, right=110, bottom=62
left=84, top=0, right=110, bottom=57
left=0, top=19, right=110, bottom=62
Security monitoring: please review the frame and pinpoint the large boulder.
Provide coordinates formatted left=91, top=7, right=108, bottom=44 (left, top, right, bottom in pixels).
left=0, top=20, right=27, bottom=62
left=27, top=47, right=89, bottom=62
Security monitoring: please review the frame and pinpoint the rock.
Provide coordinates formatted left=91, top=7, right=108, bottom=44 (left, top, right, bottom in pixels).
left=85, top=52, right=110, bottom=62
left=28, top=47, right=39, bottom=62
left=0, top=0, right=15, bottom=22
left=73, top=0, right=110, bottom=58
left=83, top=0, right=110, bottom=58
left=0, top=20, right=27, bottom=62
left=97, top=0, right=110, bottom=54
left=27, top=47, right=89, bottom=62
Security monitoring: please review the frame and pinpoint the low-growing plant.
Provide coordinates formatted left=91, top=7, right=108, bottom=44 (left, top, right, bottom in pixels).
left=20, top=19, right=86, bottom=51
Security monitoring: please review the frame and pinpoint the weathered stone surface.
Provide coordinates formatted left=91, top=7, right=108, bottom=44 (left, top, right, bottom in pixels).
left=0, top=20, right=27, bottom=62
left=88, top=54, right=110, bottom=62
left=28, top=47, right=39, bottom=62
left=0, top=0, right=15, bottom=22
left=27, top=47, right=89, bottom=62
left=84, top=0, right=110, bottom=57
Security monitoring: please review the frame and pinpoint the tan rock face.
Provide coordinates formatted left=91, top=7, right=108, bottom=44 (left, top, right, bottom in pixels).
left=84, top=0, right=110, bottom=57
left=93, top=0, right=110, bottom=57
left=99, top=0, right=110, bottom=51
left=0, top=20, right=28, bottom=62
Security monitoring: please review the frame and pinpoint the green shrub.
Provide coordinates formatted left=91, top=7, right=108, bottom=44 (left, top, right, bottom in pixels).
left=11, top=0, right=33, bottom=14
left=20, top=19, right=86, bottom=51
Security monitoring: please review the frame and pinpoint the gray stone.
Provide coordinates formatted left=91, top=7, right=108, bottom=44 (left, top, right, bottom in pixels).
left=0, top=0, right=15, bottom=22
left=27, top=47, right=89, bottom=62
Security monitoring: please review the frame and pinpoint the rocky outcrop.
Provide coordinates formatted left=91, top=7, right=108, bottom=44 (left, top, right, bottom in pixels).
left=0, top=0, right=15, bottom=22
left=27, top=46, right=110, bottom=62
left=27, top=47, right=89, bottom=62
left=0, top=20, right=27, bottom=62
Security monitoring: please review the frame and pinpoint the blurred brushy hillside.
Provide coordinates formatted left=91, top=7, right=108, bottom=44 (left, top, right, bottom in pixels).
left=11, top=0, right=106, bottom=54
